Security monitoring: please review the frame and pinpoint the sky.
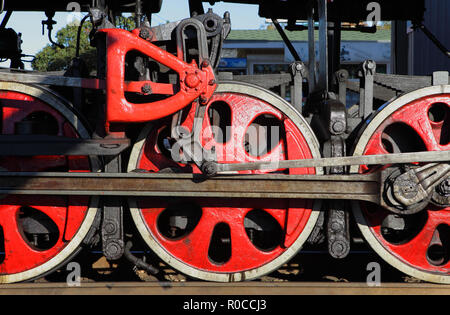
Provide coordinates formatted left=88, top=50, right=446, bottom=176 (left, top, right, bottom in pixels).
left=1, top=0, right=265, bottom=63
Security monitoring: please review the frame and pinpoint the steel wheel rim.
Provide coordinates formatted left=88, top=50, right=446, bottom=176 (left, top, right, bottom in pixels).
left=351, top=85, right=450, bottom=284
left=0, top=82, right=99, bottom=284
left=128, top=82, right=322, bottom=282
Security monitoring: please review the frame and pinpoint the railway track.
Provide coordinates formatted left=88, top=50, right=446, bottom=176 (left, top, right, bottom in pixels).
left=0, top=282, right=448, bottom=295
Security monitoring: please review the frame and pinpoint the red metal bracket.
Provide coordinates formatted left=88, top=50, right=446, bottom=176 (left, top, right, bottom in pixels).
left=99, top=28, right=217, bottom=127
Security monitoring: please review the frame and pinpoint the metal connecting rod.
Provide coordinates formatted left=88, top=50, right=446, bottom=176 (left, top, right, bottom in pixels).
left=0, top=172, right=381, bottom=203
left=202, top=151, right=450, bottom=176
left=0, top=166, right=448, bottom=213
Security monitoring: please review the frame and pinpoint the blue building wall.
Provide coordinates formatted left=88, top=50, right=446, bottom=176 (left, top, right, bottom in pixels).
left=410, top=0, right=450, bottom=75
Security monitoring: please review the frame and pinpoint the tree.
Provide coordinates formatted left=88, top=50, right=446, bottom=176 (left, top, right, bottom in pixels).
left=32, top=16, right=136, bottom=73
left=32, top=22, right=95, bottom=72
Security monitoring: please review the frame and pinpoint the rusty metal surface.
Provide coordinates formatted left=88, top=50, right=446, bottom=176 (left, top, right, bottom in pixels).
left=212, top=151, right=450, bottom=174
left=0, top=282, right=448, bottom=295
left=0, top=172, right=380, bottom=203
left=0, top=70, right=106, bottom=89
left=0, top=136, right=130, bottom=156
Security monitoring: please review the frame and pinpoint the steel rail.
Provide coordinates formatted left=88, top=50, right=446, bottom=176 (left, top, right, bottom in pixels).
left=0, top=282, right=448, bottom=295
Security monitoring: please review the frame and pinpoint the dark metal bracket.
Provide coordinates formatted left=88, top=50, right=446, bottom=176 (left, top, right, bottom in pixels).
left=0, top=136, right=130, bottom=156
left=102, top=155, right=125, bottom=261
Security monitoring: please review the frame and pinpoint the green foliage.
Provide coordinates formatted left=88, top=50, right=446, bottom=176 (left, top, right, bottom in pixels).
left=32, top=16, right=136, bottom=73
left=32, top=21, right=96, bottom=72
left=116, top=15, right=137, bottom=31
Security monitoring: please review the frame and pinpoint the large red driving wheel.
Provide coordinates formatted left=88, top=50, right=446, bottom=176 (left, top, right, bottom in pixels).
left=128, top=82, right=322, bottom=281
left=0, top=83, right=99, bottom=283
left=352, top=85, right=450, bottom=284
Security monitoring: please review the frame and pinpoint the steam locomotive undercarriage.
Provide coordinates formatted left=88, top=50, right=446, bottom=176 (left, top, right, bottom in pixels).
left=0, top=0, right=448, bottom=284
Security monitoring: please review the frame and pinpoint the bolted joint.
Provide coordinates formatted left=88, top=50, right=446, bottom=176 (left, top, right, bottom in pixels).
left=335, top=69, right=349, bottom=83
left=139, top=28, right=153, bottom=40
left=104, top=221, right=117, bottom=234
left=392, top=172, right=423, bottom=206
left=201, top=161, right=218, bottom=177
left=438, top=178, right=450, bottom=196
left=141, top=83, right=152, bottom=95
left=290, top=61, right=307, bottom=77
left=329, top=239, right=350, bottom=259
left=201, top=59, right=211, bottom=69
left=104, top=240, right=124, bottom=261
left=362, top=60, right=376, bottom=76
left=331, top=120, right=346, bottom=134
left=185, top=73, right=201, bottom=89
left=431, top=177, right=450, bottom=208
left=327, top=209, right=350, bottom=259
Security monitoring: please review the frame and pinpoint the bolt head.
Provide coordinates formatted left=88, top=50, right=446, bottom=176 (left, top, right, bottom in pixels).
left=104, top=223, right=116, bottom=234
left=332, top=121, right=346, bottom=134
left=330, top=240, right=348, bottom=258
left=139, top=28, right=152, bottom=40
left=438, top=178, right=450, bottom=196
left=366, top=61, right=376, bottom=69
left=201, top=162, right=218, bottom=177
left=185, top=73, right=201, bottom=89
left=201, top=60, right=210, bottom=68
left=331, top=222, right=342, bottom=232
left=106, top=242, right=120, bottom=256
left=141, top=84, right=152, bottom=94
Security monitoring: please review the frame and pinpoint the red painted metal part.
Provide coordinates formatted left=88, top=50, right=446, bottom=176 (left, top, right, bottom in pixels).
left=99, top=28, right=217, bottom=128
left=135, top=92, right=316, bottom=274
left=0, top=91, right=91, bottom=275
left=360, top=94, right=450, bottom=274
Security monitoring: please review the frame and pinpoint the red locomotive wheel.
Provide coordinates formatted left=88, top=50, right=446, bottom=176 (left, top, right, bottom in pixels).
left=352, top=85, right=450, bottom=284
left=0, top=83, right=99, bottom=283
left=129, top=82, right=322, bottom=281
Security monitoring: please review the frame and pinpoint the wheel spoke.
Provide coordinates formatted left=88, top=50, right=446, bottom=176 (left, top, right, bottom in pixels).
left=161, top=208, right=221, bottom=269
left=228, top=216, right=274, bottom=268
left=386, top=217, right=439, bottom=267
left=383, top=210, right=450, bottom=270
left=30, top=206, right=67, bottom=235
left=0, top=206, right=61, bottom=274
left=403, top=117, right=440, bottom=151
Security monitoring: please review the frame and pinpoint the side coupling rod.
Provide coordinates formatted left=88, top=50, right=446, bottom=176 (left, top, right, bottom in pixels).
left=0, top=162, right=448, bottom=214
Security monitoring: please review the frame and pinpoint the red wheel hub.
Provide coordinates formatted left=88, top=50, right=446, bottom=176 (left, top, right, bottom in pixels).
left=359, top=93, right=450, bottom=274
left=134, top=91, right=317, bottom=274
left=0, top=90, right=91, bottom=276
